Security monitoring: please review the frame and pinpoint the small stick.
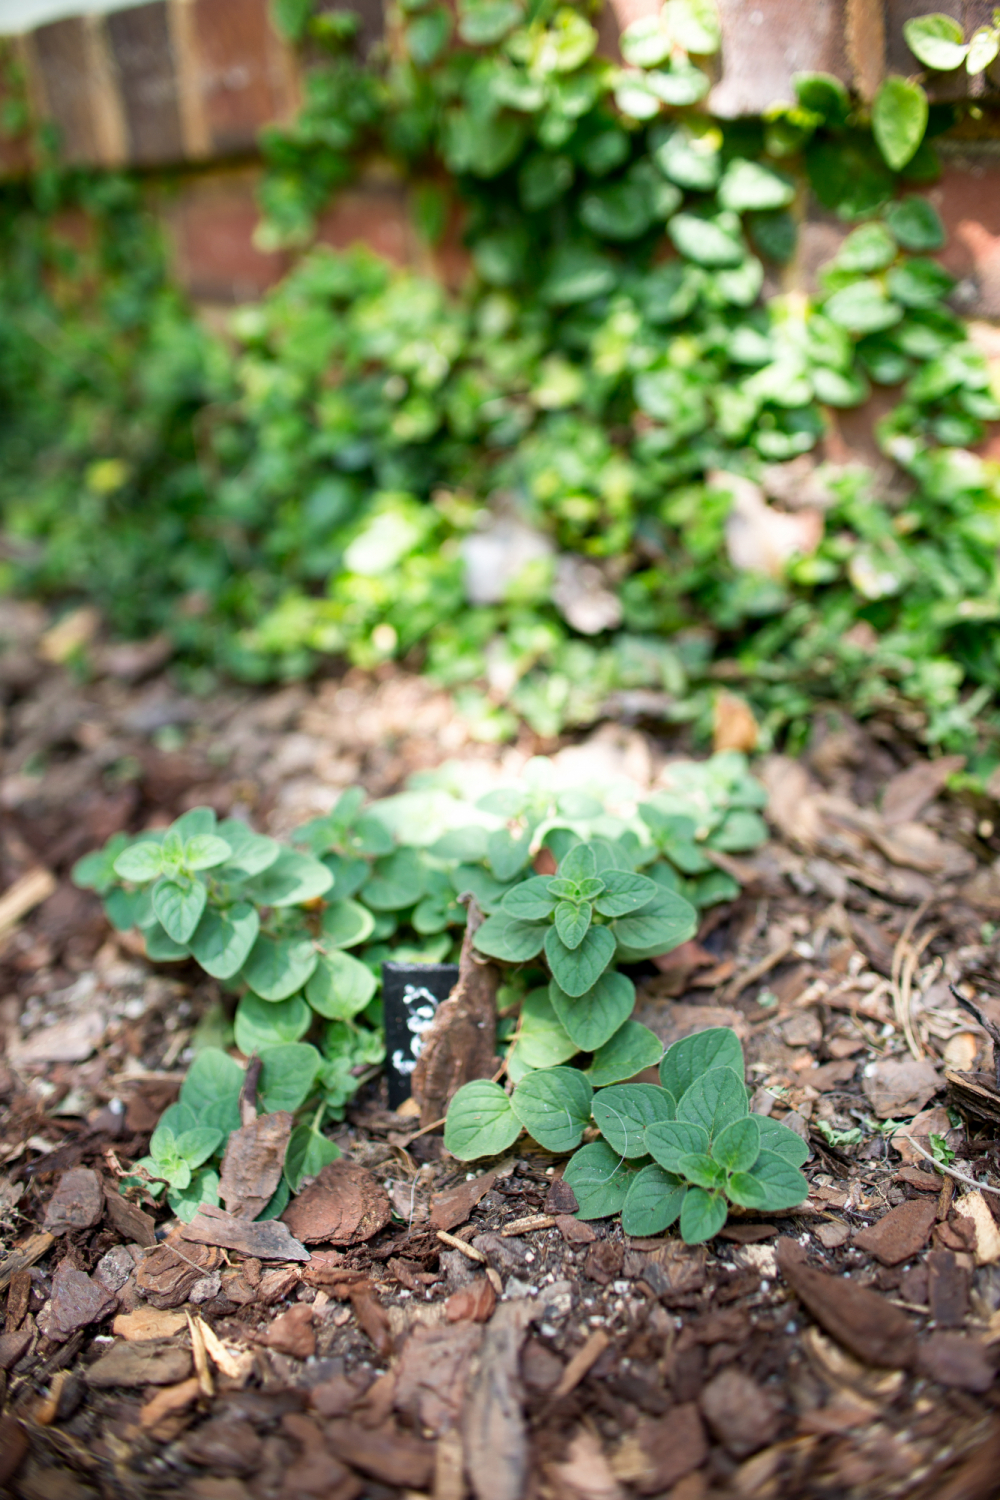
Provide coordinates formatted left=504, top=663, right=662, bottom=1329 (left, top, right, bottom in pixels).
left=406, top=1115, right=447, bottom=1141
left=552, top=1329, right=610, bottom=1398
left=501, top=1215, right=556, bottom=1237
left=239, top=1055, right=262, bottom=1127
left=436, top=1230, right=487, bottom=1263
left=186, top=1310, right=214, bottom=1398
left=892, top=1132, right=1000, bottom=1196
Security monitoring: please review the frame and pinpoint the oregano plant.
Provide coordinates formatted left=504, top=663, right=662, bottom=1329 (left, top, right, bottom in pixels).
left=445, top=1026, right=808, bottom=1244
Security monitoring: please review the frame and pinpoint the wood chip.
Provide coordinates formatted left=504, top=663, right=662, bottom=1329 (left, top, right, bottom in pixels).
left=282, top=1160, right=392, bottom=1246
left=180, top=1203, right=309, bottom=1261
left=104, top=1188, right=157, bottom=1247
left=953, top=1190, right=1000, bottom=1265
left=42, top=1167, right=104, bottom=1234
left=501, top=1214, right=555, bottom=1237
left=431, top=1171, right=497, bottom=1233
left=852, top=1200, right=936, bottom=1266
left=553, top=1329, right=610, bottom=1398
left=0, top=866, right=56, bottom=944
left=139, top=1376, right=201, bottom=1436
left=113, top=1307, right=188, bottom=1342
left=777, top=1237, right=916, bottom=1368
left=87, top=1339, right=194, bottom=1387
left=218, top=1111, right=294, bottom=1220
left=0, top=1233, right=54, bottom=1294
left=445, top=1277, right=496, bottom=1324
left=462, top=1298, right=538, bottom=1500
left=186, top=1310, right=213, bottom=1397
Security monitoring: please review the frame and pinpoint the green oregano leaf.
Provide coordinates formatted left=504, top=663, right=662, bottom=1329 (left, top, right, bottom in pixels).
left=189, top=902, right=259, bottom=979
left=679, top=1186, right=728, bottom=1243
left=153, top=876, right=206, bottom=945
left=549, top=971, right=636, bottom=1052
left=711, top=1114, right=761, bottom=1173
left=545, top=923, right=615, bottom=996
left=620, top=1164, right=686, bottom=1236
left=592, top=1083, right=675, bottom=1157
left=587, top=1020, right=662, bottom=1087
left=645, top=1118, right=710, bottom=1172
left=242, top=934, right=319, bottom=1002
left=444, top=1079, right=523, bottom=1160
left=726, top=1149, right=809, bottom=1211
left=553, top=900, right=592, bottom=949
left=510, top=1066, right=593, bottom=1152
left=563, top=1140, right=637, bottom=1219
left=676, top=1066, right=748, bottom=1139
left=660, top=1027, right=744, bottom=1100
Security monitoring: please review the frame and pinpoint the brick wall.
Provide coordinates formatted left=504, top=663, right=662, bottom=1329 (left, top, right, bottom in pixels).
left=2, top=0, right=1000, bottom=313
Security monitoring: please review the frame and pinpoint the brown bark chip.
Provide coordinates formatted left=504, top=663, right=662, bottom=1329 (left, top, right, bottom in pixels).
left=394, top=1321, right=484, bottom=1435
left=181, top=1203, right=309, bottom=1261
left=411, top=901, right=500, bottom=1129
left=545, top=1177, right=579, bottom=1215
left=556, top=1215, right=596, bottom=1246
left=917, top=1333, right=996, bottom=1392
left=0, top=1414, right=28, bottom=1488
left=699, top=1368, right=780, bottom=1458
left=86, top=1339, right=194, bottom=1387
left=135, top=1233, right=223, bottom=1309
left=0, top=1329, right=31, bottom=1370
left=777, top=1238, right=916, bottom=1368
left=219, top=1111, right=294, bottom=1220
left=444, top=1276, right=496, bottom=1323
left=927, top=1248, right=970, bottom=1327
left=324, top=1417, right=435, bottom=1490
left=261, top=1304, right=315, bottom=1361
left=42, top=1167, right=104, bottom=1234
left=851, top=1199, right=936, bottom=1265
left=104, top=1188, right=157, bottom=1247
left=45, top=1263, right=117, bottom=1342
left=431, top=1171, right=496, bottom=1232
left=462, top=1298, right=538, bottom=1500
left=862, top=1056, right=941, bottom=1118
left=282, top=1161, right=391, bottom=1246
left=584, top=1241, right=624, bottom=1285
left=612, top=1405, right=708, bottom=1494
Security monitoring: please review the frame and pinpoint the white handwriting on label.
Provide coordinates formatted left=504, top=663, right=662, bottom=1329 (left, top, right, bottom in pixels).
left=402, top=984, right=440, bottom=1062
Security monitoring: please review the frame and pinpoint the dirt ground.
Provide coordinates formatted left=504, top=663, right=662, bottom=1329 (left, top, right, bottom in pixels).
left=4, top=597, right=1000, bottom=1500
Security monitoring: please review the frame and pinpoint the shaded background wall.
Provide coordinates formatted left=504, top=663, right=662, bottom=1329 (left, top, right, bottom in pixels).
left=0, top=0, right=999, bottom=336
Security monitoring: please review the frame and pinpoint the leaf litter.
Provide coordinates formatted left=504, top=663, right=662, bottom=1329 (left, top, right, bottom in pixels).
left=5, top=644, right=1000, bottom=1495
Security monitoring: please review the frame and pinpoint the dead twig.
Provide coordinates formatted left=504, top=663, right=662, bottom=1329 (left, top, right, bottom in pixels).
left=892, top=1132, right=1000, bottom=1196
left=890, top=900, right=937, bottom=1060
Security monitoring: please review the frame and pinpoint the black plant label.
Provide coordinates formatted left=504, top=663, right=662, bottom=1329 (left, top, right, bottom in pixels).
left=381, top=961, right=459, bottom=1109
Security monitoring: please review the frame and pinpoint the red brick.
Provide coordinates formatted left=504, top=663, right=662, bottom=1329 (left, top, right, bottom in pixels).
left=166, top=168, right=290, bottom=302
left=107, top=2, right=184, bottom=166
left=315, top=185, right=413, bottom=268
left=183, top=0, right=298, bottom=157
left=930, top=156, right=1000, bottom=319
left=709, top=0, right=850, bottom=118
left=27, top=17, right=104, bottom=166
left=0, top=41, right=34, bottom=179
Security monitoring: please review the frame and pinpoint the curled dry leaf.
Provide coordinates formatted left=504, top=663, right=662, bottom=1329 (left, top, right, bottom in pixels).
left=282, top=1160, right=392, bottom=1246
left=712, top=691, right=758, bottom=754
left=219, top=1111, right=294, bottom=1219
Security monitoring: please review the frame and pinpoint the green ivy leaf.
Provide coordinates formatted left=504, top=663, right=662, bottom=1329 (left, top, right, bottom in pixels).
left=553, top=900, right=592, bottom=950
left=757, top=1115, right=810, bottom=1166
left=836, top=221, right=897, bottom=272
left=592, top=1082, right=675, bottom=1157
left=234, top=993, right=311, bottom=1054
left=824, top=279, right=904, bottom=334
left=444, top=1079, right=523, bottom=1160
left=511, top=1066, right=593, bottom=1152
left=258, top=1043, right=323, bottom=1113
left=966, top=26, right=1000, bottom=74
left=285, top=1124, right=342, bottom=1194
left=660, top=1026, right=744, bottom=1100
left=883, top=195, right=945, bottom=251
left=587, top=1020, right=662, bottom=1086
left=646, top=1118, right=710, bottom=1172
left=710, top=1114, right=761, bottom=1173
left=620, top=15, right=672, bottom=67
left=242, top=934, right=318, bottom=1002
left=676, top=1066, right=748, bottom=1139
left=545, top=922, right=615, bottom=996
left=153, top=876, right=207, bottom=945
left=726, top=1149, right=809, bottom=1211
left=320, top=899, right=376, bottom=949
left=620, top=1164, right=686, bottom=1236
left=549, top=970, right=635, bottom=1053
left=872, top=76, right=929, bottom=173
left=668, top=212, right=745, bottom=268
left=718, top=159, right=795, bottom=212
left=563, top=1140, right=638, bottom=1218
left=475, top=911, right=548, bottom=962
left=189, top=902, right=259, bottom=979
left=679, top=1185, right=728, bottom=1243
left=664, top=0, right=721, bottom=54
left=503, top=877, right=558, bottom=920
left=306, top=950, right=377, bottom=1019
left=241, top=848, right=334, bottom=907
left=902, top=13, right=967, bottom=70
left=113, top=841, right=164, bottom=883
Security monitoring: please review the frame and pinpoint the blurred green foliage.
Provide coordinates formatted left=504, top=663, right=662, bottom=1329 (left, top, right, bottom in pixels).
left=2, top=0, right=1000, bottom=756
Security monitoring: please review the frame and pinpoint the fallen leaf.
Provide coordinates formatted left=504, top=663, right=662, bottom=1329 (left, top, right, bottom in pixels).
left=881, top=756, right=964, bottom=826
left=852, top=1200, right=936, bottom=1266
left=699, top=1368, right=779, bottom=1458
left=721, top=472, right=823, bottom=579
left=445, top=1276, right=496, bottom=1323
left=113, top=1307, right=188, bottom=1341
left=953, top=1190, right=1000, bottom=1265
left=611, top=1404, right=707, bottom=1494
left=584, top=1241, right=623, bottom=1286
left=44, top=1263, right=117, bottom=1342
left=545, top=1177, right=578, bottom=1215
left=282, top=1161, right=392, bottom=1246
left=550, top=1429, right=625, bottom=1500
left=552, top=554, right=623, bottom=635
left=777, top=1238, right=916, bottom=1368
left=757, top=758, right=823, bottom=849
left=462, top=1298, right=538, bottom=1500
left=862, top=1056, right=941, bottom=1119
left=431, top=1171, right=496, bottom=1232
left=261, top=1304, right=315, bottom=1360
left=870, top=822, right=975, bottom=878
left=219, top=1112, right=294, bottom=1220
left=394, top=1321, right=484, bottom=1436
left=42, top=1167, right=104, bottom=1234
left=713, top=692, right=758, bottom=754
left=917, top=1333, right=996, bottom=1392
left=181, top=1203, right=309, bottom=1261
left=87, top=1338, right=194, bottom=1387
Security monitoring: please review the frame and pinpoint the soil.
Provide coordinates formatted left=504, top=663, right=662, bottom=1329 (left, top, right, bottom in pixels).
left=3, top=598, right=1000, bottom=1500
